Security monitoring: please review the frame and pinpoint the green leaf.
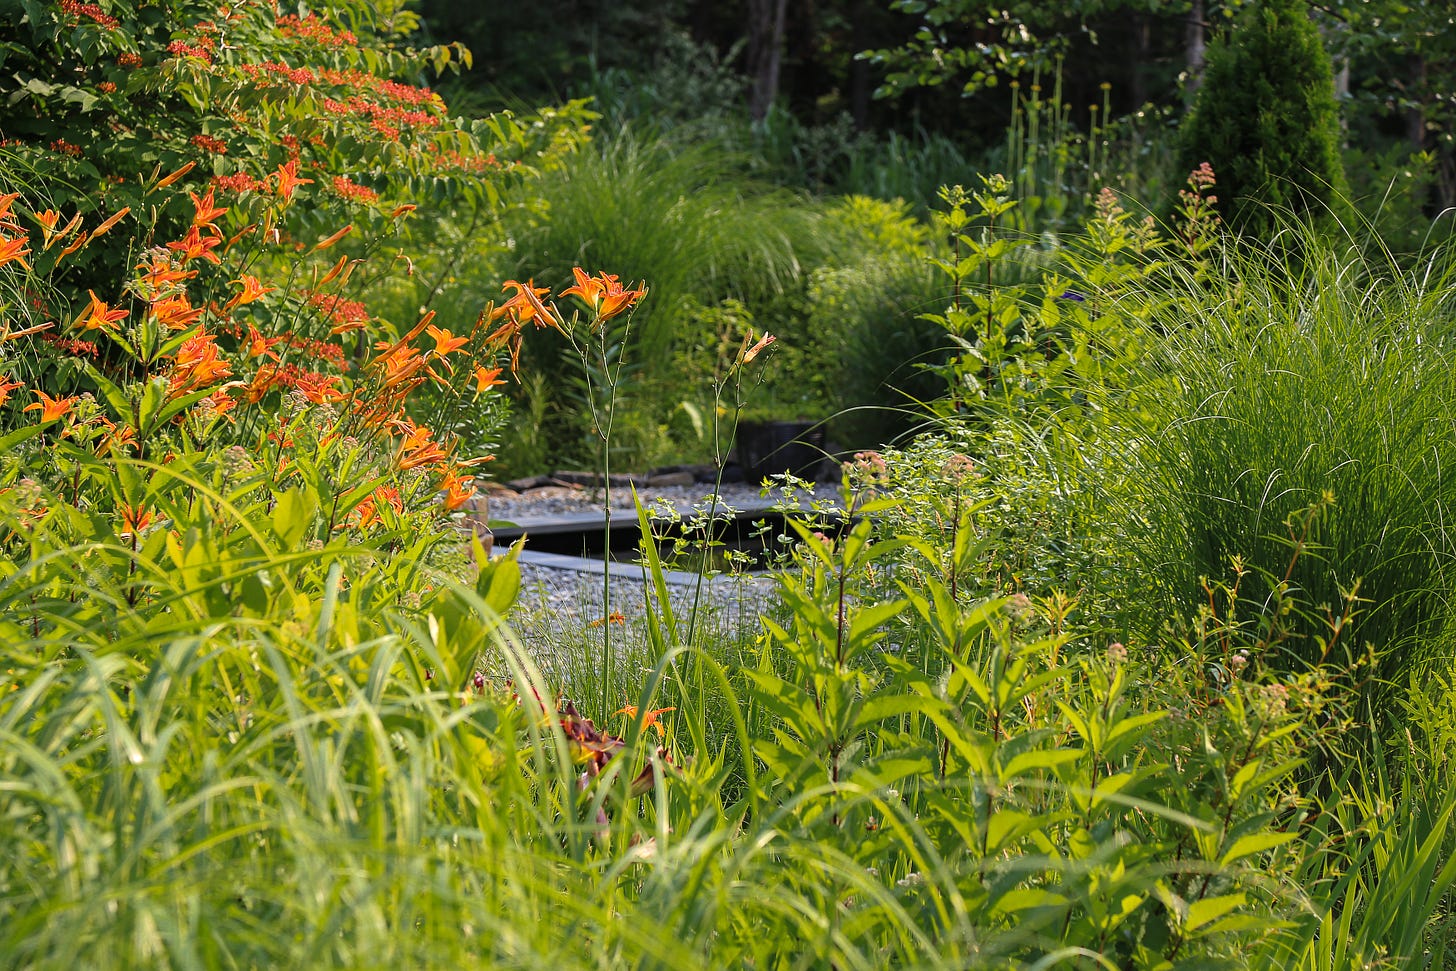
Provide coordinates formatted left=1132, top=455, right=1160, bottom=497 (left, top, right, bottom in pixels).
left=742, top=669, right=824, bottom=737
left=0, top=425, right=44, bottom=452
left=1186, top=893, right=1246, bottom=932
left=1219, top=830, right=1297, bottom=866
left=271, top=486, right=318, bottom=549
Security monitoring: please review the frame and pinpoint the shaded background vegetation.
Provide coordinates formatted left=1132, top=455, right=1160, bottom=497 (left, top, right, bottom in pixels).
left=396, top=0, right=1456, bottom=475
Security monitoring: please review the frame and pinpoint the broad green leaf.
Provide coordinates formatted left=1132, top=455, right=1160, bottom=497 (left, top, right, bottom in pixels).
left=1219, top=830, right=1297, bottom=866
left=271, top=486, right=319, bottom=549
left=1186, top=893, right=1245, bottom=932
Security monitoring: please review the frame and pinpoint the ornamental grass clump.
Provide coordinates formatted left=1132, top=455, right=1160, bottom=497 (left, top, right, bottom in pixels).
left=1100, top=218, right=1456, bottom=698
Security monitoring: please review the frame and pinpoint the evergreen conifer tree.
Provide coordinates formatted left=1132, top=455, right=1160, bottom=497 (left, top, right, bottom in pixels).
left=1179, top=0, right=1348, bottom=234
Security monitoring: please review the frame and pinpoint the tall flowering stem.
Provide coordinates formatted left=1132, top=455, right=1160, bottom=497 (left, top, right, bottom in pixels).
left=556, top=268, right=647, bottom=721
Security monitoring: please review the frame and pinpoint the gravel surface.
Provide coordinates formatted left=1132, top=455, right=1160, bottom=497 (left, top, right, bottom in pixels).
left=490, top=480, right=827, bottom=662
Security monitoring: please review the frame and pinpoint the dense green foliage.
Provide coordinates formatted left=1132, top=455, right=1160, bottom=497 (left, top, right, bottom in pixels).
left=1178, top=0, right=1350, bottom=234
left=4, top=1, right=1456, bottom=967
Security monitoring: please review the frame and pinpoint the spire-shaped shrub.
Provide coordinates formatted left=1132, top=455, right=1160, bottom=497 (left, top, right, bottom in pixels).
left=1179, top=0, right=1348, bottom=234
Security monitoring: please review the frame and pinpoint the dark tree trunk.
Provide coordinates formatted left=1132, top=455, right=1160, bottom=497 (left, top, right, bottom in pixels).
left=1132, top=12, right=1151, bottom=107
left=1185, top=0, right=1206, bottom=100
left=1407, top=55, right=1428, bottom=154
left=748, top=0, right=789, bottom=122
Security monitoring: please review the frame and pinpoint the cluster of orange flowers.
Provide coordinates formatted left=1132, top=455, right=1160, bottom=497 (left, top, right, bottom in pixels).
left=4, top=153, right=650, bottom=543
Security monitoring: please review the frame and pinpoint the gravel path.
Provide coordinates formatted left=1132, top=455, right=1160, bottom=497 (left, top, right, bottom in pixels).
left=489, top=480, right=826, bottom=662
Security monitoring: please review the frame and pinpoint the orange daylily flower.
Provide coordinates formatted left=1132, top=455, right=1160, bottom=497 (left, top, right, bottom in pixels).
left=0, top=377, right=23, bottom=407
left=33, top=209, right=62, bottom=248
left=117, top=504, right=155, bottom=538
left=149, top=293, right=205, bottom=331
left=491, top=279, right=559, bottom=330
left=295, top=372, right=344, bottom=404
left=388, top=417, right=451, bottom=470
left=241, top=365, right=280, bottom=404
left=0, top=234, right=31, bottom=270
left=561, top=268, right=646, bottom=324
left=136, top=252, right=197, bottom=295
left=615, top=704, right=675, bottom=732
left=425, top=323, right=469, bottom=357
left=189, top=187, right=226, bottom=233
left=75, top=290, right=128, bottom=333
left=227, top=275, right=275, bottom=310
left=166, top=226, right=223, bottom=265
left=471, top=365, right=504, bottom=394
left=395, top=428, right=449, bottom=471
left=0, top=192, right=19, bottom=222
left=168, top=332, right=232, bottom=398
left=200, top=388, right=238, bottom=421
left=95, top=417, right=138, bottom=456
left=274, top=159, right=314, bottom=200
left=345, top=486, right=403, bottom=530
left=371, top=344, right=428, bottom=390
left=591, top=613, right=629, bottom=628
left=24, top=391, right=79, bottom=422
left=245, top=324, right=285, bottom=360
left=438, top=466, right=476, bottom=512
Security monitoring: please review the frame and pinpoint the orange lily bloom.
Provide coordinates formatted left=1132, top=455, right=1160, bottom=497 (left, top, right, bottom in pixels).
left=274, top=159, right=314, bottom=200
left=393, top=419, right=449, bottom=471
left=227, top=275, right=275, bottom=310
left=200, top=388, right=237, bottom=421
left=136, top=253, right=197, bottom=296
left=0, top=377, right=23, bottom=407
left=166, top=226, right=223, bottom=265
left=471, top=365, right=504, bottom=394
left=438, top=466, right=476, bottom=512
left=0, top=234, right=31, bottom=270
left=24, top=391, right=79, bottom=422
left=168, top=332, right=232, bottom=398
left=561, top=268, right=646, bottom=324
left=0, top=192, right=18, bottom=222
left=295, top=372, right=344, bottom=404
left=242, top=364, right=282, bottom=404
left=591, top=613, right=629, bottom=628
left=75, top=290, right=128, bottom=333
left=559, top=266, right=604, bottom=306
left=34, top=209, right=62, bottom=248
left=346, top=486, right=403, bottom=530
left=245, top=324, right=285, bottom=360
left=491, top=279, right=560, bottom=331
left=189, top=187, right=226, bottom=234
left=149, top=293, right=204, bottom=331
left=117, top=504, right=155, bottom=538
left=425, top=323, right=469, bottom=357
left=615, top=704, right=674, bottom=732
left=95, top=417, right=139, bottom=455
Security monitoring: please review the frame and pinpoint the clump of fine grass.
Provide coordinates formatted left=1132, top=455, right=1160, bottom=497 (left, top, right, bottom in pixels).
left=1100, top=217, right=1456, bottom=692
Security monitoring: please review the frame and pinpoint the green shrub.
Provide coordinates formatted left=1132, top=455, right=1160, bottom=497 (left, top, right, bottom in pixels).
left=1178, top=0, right=1349, bottom=234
